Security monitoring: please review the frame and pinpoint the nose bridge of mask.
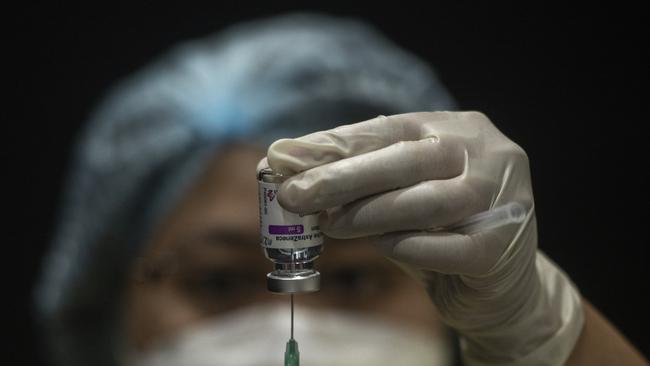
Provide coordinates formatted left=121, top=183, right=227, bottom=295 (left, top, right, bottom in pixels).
left=183, top=304, right=290, bottom=348
left=295, top=308, right=450, bottom=366
left=127, top=304, right=451, bottom=366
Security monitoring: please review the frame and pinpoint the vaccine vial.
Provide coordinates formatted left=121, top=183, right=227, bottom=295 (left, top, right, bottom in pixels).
left=258, top=168, right=323, bottom=293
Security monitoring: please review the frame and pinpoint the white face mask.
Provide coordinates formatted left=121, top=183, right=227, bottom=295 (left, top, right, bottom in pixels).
left=124, top=304, right=450, bottom=366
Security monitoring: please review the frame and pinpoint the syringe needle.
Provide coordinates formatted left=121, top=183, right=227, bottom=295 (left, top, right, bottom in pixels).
left=285, top=294, right=299, bottom=366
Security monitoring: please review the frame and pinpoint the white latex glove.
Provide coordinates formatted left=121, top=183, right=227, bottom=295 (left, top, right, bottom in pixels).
left=261, top=111, right=584, bottom=365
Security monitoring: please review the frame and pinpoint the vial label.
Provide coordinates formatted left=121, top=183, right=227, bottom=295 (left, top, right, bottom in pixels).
left=259, top=180, right=323, bottom=249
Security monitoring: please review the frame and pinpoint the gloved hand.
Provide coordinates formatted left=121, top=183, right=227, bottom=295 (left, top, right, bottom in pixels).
left=260, top=111, right=584, bottom=365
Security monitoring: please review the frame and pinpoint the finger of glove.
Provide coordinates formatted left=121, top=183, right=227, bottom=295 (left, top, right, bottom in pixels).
left=277, top=137, right=466, bottom=214
left=267, top=113, right=440, bottom=175
left=256, top=157, right=269, bottom=173
left=321, top=176, right=493, bottom=239
left=373, top=230, right=509, bottom=276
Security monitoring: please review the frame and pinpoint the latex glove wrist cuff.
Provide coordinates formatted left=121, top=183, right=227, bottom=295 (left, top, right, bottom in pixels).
left=460, top=251, right=585, bottom=366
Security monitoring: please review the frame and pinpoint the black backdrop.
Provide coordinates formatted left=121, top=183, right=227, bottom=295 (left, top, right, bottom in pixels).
left=7, top=2, right=648, bottom=365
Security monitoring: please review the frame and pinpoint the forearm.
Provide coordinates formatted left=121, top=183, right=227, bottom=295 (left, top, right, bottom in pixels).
left=566, top=299, right=648, bottom=365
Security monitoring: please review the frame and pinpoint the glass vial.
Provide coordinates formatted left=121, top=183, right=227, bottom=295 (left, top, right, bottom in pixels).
left=258, top=168, right=322, bottom=293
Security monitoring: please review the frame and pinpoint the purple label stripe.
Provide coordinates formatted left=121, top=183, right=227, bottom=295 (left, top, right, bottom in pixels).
left=269, top=225, right=304, bottom=234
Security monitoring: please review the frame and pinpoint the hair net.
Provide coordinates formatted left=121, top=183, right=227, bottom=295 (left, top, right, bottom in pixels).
left=34, top=13, right=456, bottom=366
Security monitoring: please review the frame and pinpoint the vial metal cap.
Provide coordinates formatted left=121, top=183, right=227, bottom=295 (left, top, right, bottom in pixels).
left=267, top=270, right=321, bottom=293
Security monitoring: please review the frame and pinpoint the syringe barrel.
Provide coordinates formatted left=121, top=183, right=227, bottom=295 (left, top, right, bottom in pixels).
left=448, top=202, right=527, bottom=235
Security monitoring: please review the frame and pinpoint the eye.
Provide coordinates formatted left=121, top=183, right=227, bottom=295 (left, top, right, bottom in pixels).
left=201, top=272, right=239, bottom=293
left=188, top=271, right=260, bottom=297
left=326, top=267, right=383, bottom=296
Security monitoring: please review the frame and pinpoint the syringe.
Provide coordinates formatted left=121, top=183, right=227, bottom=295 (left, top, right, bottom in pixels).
left=443, top=201, right=527, bottom=235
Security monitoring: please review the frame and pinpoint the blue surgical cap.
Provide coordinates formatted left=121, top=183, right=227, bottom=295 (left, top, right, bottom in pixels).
left=35, top=13, right=456, bottom=366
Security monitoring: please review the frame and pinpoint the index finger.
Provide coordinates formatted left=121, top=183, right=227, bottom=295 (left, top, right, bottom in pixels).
left=267, top=112, right=451, bottom=175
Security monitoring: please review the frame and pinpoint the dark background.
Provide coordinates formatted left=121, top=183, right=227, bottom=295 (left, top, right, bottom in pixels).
left=7, top=2, right=648, bottom=365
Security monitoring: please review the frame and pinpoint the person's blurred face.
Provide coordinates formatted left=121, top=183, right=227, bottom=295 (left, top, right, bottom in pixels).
left=123, top=144, right=444, bottom=352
